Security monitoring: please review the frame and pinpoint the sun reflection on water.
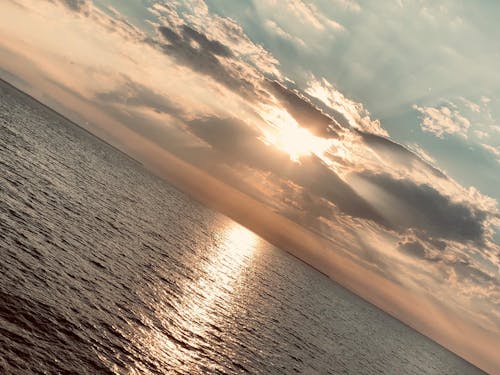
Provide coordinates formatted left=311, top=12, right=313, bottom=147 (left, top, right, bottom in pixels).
left=225, top=224, right=259, bottom=258
left=139, top=222, right=261, bottom=372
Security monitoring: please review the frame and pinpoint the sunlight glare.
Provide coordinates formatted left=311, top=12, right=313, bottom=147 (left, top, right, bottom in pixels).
left=260, top=106, right=331, bottom=162
left=273, top=125, right=331, bottom=162
left=225, top=224, right=258, bottom=253
left=265, top=126, right=311, bottom=161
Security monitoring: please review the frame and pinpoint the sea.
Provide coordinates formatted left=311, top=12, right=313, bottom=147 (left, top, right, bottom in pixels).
left=0, top=79, right=484, bottom=374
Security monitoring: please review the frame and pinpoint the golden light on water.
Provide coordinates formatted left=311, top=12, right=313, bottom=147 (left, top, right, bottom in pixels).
left=142, top=222, right=261, bottom=371
left=224, top=224, right=259, bottom=254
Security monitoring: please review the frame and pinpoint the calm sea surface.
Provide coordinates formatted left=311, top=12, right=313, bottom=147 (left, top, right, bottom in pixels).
left=0, top=80, right=484, bottom=374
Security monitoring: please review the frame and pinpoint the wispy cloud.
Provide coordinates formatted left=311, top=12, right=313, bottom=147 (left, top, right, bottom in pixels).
left=264, top=19, right=305, bottom=47
left=413, top=104, right=470, bottom=138
left=481, top=143, right=500, bottom=164
left=285, top=0, right=344, bottom=31
left=306, top=76, right=388, bottom=136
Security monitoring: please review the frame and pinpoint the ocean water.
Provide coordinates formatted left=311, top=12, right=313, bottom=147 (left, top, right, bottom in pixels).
left=0, top=79, right=484, bottom=375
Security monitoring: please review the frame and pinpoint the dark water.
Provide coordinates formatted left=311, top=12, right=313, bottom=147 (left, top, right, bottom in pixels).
left=0, top=79, right=483, bottom=375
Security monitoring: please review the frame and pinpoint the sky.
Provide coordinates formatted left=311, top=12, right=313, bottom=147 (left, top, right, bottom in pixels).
left=1, top=0, right=499, bottom=372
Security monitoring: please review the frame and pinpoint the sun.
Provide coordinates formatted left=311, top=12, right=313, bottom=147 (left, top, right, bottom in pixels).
left=265, top=125, right=330, bottom=162
left=258, top=105, right=331, bottom=162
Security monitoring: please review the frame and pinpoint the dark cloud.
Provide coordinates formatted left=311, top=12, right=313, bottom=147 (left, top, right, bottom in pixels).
left=300, top=190, right=333, bottom=219
left=279, top=190, right=335, bottom=231
left=181, top=25, right=233, bottom=58
left=58, top=0, right=88, bottom=11
left=357, top=130, right=447, bottom=179
left=451, top=260, right=500, bottom=286
left=427, top=237, right=448, bottom=251
left=157, top=25, right=181, bottom=44
left=157, top=25, right=257, bottom=99
left=398, top=239, right=441, bottom=262
left=267, top=80, right=341, bottom=138
left=398, top=237, right=499, bottom=289
left=55, top=0, right=91, bottom=14
left=357, top=171, right=488, bottom=243
left=187, top=116, right=384, bottom=224
left=302, top=91, right=353, bottom=129
left=399, top=239, right=427, bottom=258
left=290, top=156, right=386, bottom=223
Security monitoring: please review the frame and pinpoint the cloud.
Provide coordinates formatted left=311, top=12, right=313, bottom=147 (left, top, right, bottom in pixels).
left=406, top=143, right=436, bottom=164
left=358, top=130, right=447, bottom=179
left=451, top=259, right=500, bottom=286
left=413, top=104, right=471, bottom=138
left=56, top=0, right=91, bottom=12
left=333, top=0, right=361, bottom=12
left=180, top=24, right=234, bottom=58
left=352, top=171, right=490, bottom=243
left=398, top=238, right=441, bottom=262
left=305, top=76, right=389, bottom=136
left=286, top=0, right=344, bottom=31
left=267, top=80, right=341, bottom=138
left=54, top=0, right=145, bottom=41
left=460, top=97, right=481, bottom=113
left=481, top=143, right=500, bottom=159
left=156, top=25, right=259, bottom=99
left=474, top=130, right=489, bottom=139
left=278, top=188, right=336, bottom=229
left=289, top=156, right=386, bottom=223
left=153, top=1, right=282, bottom=78
left=264, top=19, right=305, bottom=47
left=95, top=79, right=183, bottom=117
